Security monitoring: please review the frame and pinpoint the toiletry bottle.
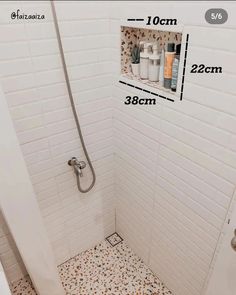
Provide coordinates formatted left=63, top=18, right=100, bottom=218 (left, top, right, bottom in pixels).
left=171, top=44, right=181, bottom=92
left=140, top=42, right=152, bottom=80
left=159, top=48, right=165, bottom=86
left=148, top=43, right=160, bottom=82
left=164, top=43, right=175, bottom=89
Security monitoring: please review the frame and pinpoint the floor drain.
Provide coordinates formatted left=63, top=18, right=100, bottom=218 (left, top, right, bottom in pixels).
left=106, top=232, right=123, bottom=247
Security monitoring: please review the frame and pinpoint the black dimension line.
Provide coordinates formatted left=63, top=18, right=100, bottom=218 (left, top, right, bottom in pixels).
left=127, top=18, right=144, bottom=22
left=119, top=33, right=190, bottom=103
left=180, top=33, right=189, bottom=101
left=119, top=80, right=174, bottom=102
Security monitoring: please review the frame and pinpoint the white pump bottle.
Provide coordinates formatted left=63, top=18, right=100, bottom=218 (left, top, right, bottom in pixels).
left=140, top=42, right=152, bottom=80
left=148, top=43, right=160, bottom=82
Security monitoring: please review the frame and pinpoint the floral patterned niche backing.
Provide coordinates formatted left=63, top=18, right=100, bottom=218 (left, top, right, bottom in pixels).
left=121, top=26, right=182, bottom=74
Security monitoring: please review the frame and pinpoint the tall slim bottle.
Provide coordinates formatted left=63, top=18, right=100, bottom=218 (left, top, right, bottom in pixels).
left=164, top=43, right=175, bottom=89
left=171, top=44, right=181, bottom=92
left=159, top=48, right=165, bottom=86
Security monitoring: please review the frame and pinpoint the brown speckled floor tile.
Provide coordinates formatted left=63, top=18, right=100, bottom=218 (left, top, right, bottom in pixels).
left=10, top=276, right=36, bottom=295
left=10, top=239, right=172, bottom=295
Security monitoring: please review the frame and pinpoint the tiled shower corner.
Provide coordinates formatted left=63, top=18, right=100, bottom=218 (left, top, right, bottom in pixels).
left=10, top=239, right=172, bottom=295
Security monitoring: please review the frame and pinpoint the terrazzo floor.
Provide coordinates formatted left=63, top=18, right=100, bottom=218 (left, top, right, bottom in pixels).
left=10, top=238, right=172, bottom=295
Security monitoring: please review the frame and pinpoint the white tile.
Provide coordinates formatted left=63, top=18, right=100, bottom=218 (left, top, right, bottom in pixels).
left=60, top=20, right=109, bottom=37
left=0, top=58, right=33, bottom=77
left=63, top=35, right=110, bottom=52
left=25, top=22, right=55, bottom=40
left=55, top=2, right=109, bottom=20
left=1, top=73, right=35, bottom=93
left=17, top=126, right=47, bottom=145
left=29, top=39, right=59, bottom=56
left=35, top=69, right=65, bottom=87
left=14, top=115, right=43, bottom=132
left=0, top=42, right=29, bottom=60
left=32, top=54, right=61, bottom=72
left=10, top=102, right=42, bottom=120
left=6, top=89, right=39, bottom=107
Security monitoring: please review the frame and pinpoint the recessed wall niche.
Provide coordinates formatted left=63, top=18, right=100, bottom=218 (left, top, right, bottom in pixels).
left=121, top=26, right=182, bottom=93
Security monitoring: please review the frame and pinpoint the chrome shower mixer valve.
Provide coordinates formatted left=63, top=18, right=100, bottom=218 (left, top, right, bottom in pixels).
left=68, top=157, right=86, bottom=177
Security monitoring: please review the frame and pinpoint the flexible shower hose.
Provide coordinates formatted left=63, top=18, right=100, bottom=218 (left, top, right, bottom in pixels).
left=51, top=1, right=96, bottom=193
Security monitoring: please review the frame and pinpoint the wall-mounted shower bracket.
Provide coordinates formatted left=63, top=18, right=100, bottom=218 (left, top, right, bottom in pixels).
left=68, top=157, right=86, bottom=177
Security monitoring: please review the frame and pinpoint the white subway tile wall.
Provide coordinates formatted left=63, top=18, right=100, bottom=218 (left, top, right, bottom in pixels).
left=0, top=2, right=236, bottom=295
left=0, top=1, right=114, bottom=283
left=110, top=2, right=236, bottom=295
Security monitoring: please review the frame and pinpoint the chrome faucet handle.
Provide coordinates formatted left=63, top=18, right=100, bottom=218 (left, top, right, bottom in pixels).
left=68, top=157, right=79, bottom=166
left=78, top=161, right=86, bottom=169
left=75, top=161, right=86, bottom=177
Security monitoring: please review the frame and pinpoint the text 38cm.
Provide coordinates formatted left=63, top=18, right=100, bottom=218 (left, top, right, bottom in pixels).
left=124, top=96, right=156, bottom=105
